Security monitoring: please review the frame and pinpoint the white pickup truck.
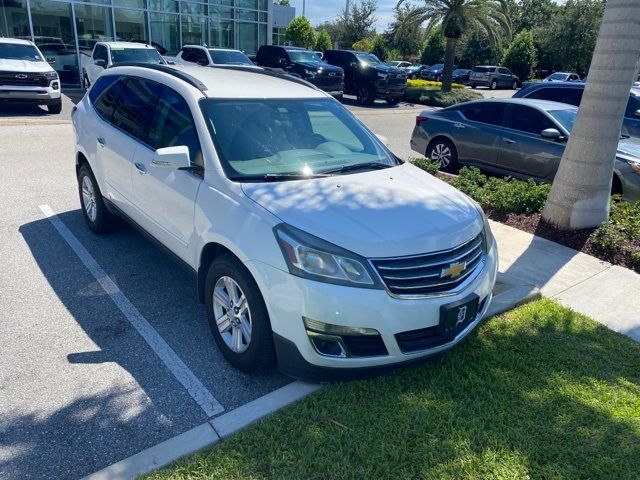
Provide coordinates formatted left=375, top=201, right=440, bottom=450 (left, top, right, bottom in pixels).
left=80, top=42, right=165, bottom=89
left=164, top=45, right=259, bottom=68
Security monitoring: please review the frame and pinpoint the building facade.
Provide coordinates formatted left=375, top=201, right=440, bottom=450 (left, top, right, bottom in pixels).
left=0, top=0, right=294, bottom=86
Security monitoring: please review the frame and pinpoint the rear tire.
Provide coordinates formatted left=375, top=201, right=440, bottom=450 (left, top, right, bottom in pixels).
left=47, top=98, right=62, bottom=114
left=470, top=84, right=477, bottom=89
left=427, top=138, right=458, bottom=173
left=205, top=254, right=275, bottom=373
left=77, top=163, right=118, bottom=234
left=490, top=80, right=498, bottom=90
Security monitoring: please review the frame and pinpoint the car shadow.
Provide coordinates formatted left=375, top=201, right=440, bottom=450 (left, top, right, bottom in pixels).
left=339, top=95, right=410, bottom=109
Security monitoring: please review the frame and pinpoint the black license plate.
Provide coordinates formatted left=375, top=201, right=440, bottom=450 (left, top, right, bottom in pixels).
left=439, top=294, right=479, bottom=336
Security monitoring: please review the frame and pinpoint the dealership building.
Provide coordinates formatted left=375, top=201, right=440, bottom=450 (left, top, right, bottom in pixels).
left=0, top=0, right=294, bottom=86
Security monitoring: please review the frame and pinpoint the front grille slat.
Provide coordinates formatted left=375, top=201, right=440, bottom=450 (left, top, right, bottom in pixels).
left=0, top=71, right=49, bottom=87
left=371, top=233, right=485, bottom=296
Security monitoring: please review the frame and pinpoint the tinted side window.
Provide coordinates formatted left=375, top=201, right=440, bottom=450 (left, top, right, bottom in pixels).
left=89, top=75, right=120, bottom=104
left=93, top=77, right=125, bottom=121
left=460, top=103, right=506, bottom=126
left=93, top=45, right=108, bottom=62
left=526, top=87, right=583, bottom=107
left=181, top=48, right=194, bottom=62
left=148, top=87, right=202, bottom=166
left=112, top=78, right=162, bottom=142
left=190, top=48, right=208, bottom=65
left=505, top=105, right=556, bottom=134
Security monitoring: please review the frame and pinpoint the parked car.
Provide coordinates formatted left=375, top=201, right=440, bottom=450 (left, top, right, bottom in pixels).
left=323, top=50, right=406, bottom=105
left=81, top=41, right=166, bottom=88
left=255, top=45, right=343, bottom=97
left=165, top=45, right=258, bottom=68
left=543, top=72, right=582, bottom=82
left=0, top=37, right=62, bottom=113
left=514, top=82, right=640, bottom=138
left=410, top=98, right=640, bottom=201
left=469, top=66, right=519, bottom=90
left=73, top=63, right=497, bottom=378
left=420, top=63, right=457, bottom=81
left=405, top=63, right=428, bottom=79
left=387, top=60, right=412, bottom=69
left=452, top=68, right=471, bottom=85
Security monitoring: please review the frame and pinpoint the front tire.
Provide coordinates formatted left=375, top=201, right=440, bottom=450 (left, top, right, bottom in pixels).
left=470, top=83, right=477, bottom=89
left=77, top=163, right=118, bottom=233
left=356, top=83, right=375, bottom=105
left=205, top=254, right=275, bottom=373
left=427, top=138, right=458, bottom=173
left=512, top=80, right=518, bottom=90
left=386, top=97, right=400, bottom=105
left=47, top=98, right=62, bottom=114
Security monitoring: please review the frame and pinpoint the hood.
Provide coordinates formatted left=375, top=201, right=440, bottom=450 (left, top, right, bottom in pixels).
left=374, top=64, right=404, bottom=75
left=241, top=163, right=482, bottom=258
left=617, top=136, right=640, bottom=159
left=0, top=59, right=54, bottom=73
left=296, top=61, right=342, bottom=73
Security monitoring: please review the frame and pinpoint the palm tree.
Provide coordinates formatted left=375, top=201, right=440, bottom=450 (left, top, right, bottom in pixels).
left=541, top=0, right=640, bottom=230
left=397, top=0, right=510, bottom=92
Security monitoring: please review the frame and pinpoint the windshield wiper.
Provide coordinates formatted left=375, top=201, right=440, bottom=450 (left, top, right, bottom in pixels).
left=263, top=172, right=331, bottom=182
left=320, top=162, right=394, bottom=175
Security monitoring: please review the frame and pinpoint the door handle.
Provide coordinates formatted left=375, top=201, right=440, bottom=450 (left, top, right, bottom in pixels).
left=453, top=123, right=466, bottom=129
left=97, top=137, right=106, bottom=146
left=134, top=162, right=147, bottom=175
left=502, top=137, right=516, bottom=144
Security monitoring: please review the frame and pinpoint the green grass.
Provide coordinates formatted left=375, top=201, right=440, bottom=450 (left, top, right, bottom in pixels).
left=404, top=87, right=482, bottom=107
left=147, top=299, right=640, bottom=480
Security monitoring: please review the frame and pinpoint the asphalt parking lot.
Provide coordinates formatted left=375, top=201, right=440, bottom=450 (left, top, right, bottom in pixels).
left=0, top=89, right=432, bottom=479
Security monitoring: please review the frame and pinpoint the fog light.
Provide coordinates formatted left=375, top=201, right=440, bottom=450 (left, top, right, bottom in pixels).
left=303, top=317, right=379, bottom=336
left=52, top=81, right=59, bottom=89
left=308, top=332, right=347, bottom=357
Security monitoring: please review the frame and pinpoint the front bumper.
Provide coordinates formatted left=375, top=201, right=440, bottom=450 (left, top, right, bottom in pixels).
left=0, top=85, right=61, bottom=104
left=247, top=241, right=498, bottom=379
left=375, top=82, right=406, bottom=99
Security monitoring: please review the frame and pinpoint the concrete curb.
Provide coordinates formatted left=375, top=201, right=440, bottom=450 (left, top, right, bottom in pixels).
left=82, top=381, right=321, bottom=480
left=0, top=118, right=71, bottom=126
left=485, top=272, right=542, bottom=318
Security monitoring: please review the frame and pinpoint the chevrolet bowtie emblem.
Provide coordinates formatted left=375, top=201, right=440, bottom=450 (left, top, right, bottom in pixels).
left=441, top=262, right=466, bottom=279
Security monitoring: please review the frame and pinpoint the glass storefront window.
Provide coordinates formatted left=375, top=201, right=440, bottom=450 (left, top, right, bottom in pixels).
left=181, top=1, right=205, bottom=15
left=180, top=14, right=205, bottom=45
left=236, top=0, right=256, bottom=9
left=210, top=5, right=232, bottom=19
left=0, top=0, right=29, bottom=38
left=29, top=0, right=78, bottom=86
left=209, top=17, right=233, bottom=48
left=149, top=12, right=178, bottom=52
left=258, top=0, right=266, bottom=10
left=75, top=3, right=114, bottom=52
left=237, top=10, right=256, bottom=21
left=114, top=0, right=145, bottom=9
left=236, top=21, right=257, bottom=54
left=210, top=0, right=233, bottom=6
left=115, top=8, right=147, bottom=42
left=75, top=0, right=110, bottom=6
left=149, top=0, right=177, bottom=12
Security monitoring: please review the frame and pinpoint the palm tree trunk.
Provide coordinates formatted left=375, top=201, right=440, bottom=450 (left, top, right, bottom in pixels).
left=541, top=0, right=640, bottom=230
left=441, top=37, right=457, bottom=93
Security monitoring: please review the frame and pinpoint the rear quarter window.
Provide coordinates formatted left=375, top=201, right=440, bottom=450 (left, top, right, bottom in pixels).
left=89, top=75, right=120, bottom=104
left=92, top=77, right=125, bottom=121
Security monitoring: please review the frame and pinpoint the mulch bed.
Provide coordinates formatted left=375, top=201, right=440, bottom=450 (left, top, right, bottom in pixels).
left=483, top=207, right=640, bottom=274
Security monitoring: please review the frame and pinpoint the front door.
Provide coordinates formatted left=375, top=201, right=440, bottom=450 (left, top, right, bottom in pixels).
left=131, top=86, right=202, bottom=257
left=455, top=102, right=507, bottom=168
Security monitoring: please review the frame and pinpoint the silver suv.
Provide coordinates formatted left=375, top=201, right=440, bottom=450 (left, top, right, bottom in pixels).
left=0, top=38, right=62, bottom=113
left=469, top=66, right=519, bottom=90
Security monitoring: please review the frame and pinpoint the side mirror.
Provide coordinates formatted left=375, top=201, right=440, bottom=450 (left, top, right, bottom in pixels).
left=46, top=57, right=56, bottom=64
left=94, top=58, right=106, bottom=68
left=166, top=60, right=175, bottom=65
left=152, top=146, right=191, bottom=170
left=375, top=133, right=390, bottom=147
left=541, top=128, right=562, bottom=140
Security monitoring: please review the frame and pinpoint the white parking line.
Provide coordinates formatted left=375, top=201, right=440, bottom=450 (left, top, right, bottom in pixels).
left=39, top=204, right=224, bottom=418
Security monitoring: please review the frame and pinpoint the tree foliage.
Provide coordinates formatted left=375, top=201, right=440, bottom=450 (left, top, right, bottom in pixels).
left=501, top=29, right=537, bottom=80
left=456, top=23, right=503, bottom=68
left=352, top=38, right=374, bottom=52
left=386, top=4, right=425, bottom=58
left=285, top=16, right=316, bottom=49
left=371, top=35, right=389, bottom=61
left=273, top=0, right=289, bottom=5
left=420, top=28, right=445, bottom=65
left=318, top=0, right=377, bottom=49
left=315, top=29, right=333, bottom=51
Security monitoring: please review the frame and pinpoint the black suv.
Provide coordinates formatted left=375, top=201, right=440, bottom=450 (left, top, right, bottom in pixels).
left=255, top=45, right=343, bottom=96
left=323, top=50, right=406, bottom=105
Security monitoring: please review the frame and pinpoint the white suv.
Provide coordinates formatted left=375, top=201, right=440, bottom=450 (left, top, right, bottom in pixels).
left=0, top=38, right=62, bottom=113
left=72, top=64, right=498, bottom=378
left=165, top=45, right=259, bottom=68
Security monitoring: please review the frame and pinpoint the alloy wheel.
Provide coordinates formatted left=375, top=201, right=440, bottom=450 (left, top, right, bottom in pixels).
left=430, top=143, right=451, bottom=168
left=81, top=175, right=97, bottom=222
left=213, top=276, right=252, bottom=353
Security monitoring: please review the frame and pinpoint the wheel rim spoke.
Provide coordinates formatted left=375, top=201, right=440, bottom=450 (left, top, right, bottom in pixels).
left=212, top=275, right=252, bottom=354
left=216, top=313, right=231, bottom=332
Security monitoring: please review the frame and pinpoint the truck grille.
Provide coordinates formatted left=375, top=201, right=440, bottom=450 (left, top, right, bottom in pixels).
left=313, top=72, right=343, bottom=90
left=371, top=233, right=485, bottom=297
left=0, top=71, right=49, bottom=87
left=388, top=74, right=406, bottom=85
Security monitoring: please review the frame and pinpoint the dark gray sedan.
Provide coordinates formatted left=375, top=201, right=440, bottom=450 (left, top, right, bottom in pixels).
left=410, top=98, right=640, bottom=201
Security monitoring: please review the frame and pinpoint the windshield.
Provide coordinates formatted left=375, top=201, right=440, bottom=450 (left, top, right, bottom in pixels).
left=548, top=73, right=568, bottom=80
left=0, top=43, right=44, bottom=61
left=356, top=53, right=382, bottom=65
left=111, top=48, right=163, bottom=65
left=287, top=50, right=322, bottom=63
left=548, top=108, right=577, bottom=132
left=209, top=49, right=253, bottom=65
left=200, top=98, right=396, bottom=181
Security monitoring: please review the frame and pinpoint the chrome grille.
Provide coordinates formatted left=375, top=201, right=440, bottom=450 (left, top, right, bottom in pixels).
left=371, top=233, right=485, bottom=296
left=0, top=71, right=49, bottom=87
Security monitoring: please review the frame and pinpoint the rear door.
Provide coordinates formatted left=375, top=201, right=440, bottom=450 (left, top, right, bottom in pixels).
left=131, top=85, right=203, bottom=256
left=497, top=104, right=565, bottom=179
left=454, top=102, right=507, bottom=167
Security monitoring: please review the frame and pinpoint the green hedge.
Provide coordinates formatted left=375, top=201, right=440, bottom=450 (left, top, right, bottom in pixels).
left=594, top=197, right=640, bottom=264
left=403, top=87, right=482, bottom=107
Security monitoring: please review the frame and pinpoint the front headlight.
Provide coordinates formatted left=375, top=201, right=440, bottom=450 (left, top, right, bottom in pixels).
left=44, top=71, right=58, bottom=79
left=274, top=224, right=382, bottom=288
left=303, top=69, right=317, bottom=77
left=481, top=210, right=494, bottom=253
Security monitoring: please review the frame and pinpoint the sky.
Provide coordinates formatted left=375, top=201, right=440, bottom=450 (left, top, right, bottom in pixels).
left=288, top=0, right=566, bottom=34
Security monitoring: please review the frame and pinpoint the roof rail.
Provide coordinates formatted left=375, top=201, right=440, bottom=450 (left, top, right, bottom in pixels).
left=209, top=65, right=319, bottom=91
left=109, top=62, right=208, bottom=92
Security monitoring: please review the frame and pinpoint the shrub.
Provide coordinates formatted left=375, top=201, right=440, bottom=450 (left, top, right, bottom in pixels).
left=407, top=79, right=465, bottom=89
left=285, top=16, right=316, bottom=49
left=371, top=35, right=388, bottom=62
left=410, top=157, right=440, bottom=175
left=315, top=29, right=333, bottom=52
left=502, top=30, right=538, bottom=81
left=404, top=88, right=482, bottom=107
left=451, top=167, right=550, bottom=214
left=352, top=38, right=374, bottom=52
left=594, top=196, right=640, bottom=256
